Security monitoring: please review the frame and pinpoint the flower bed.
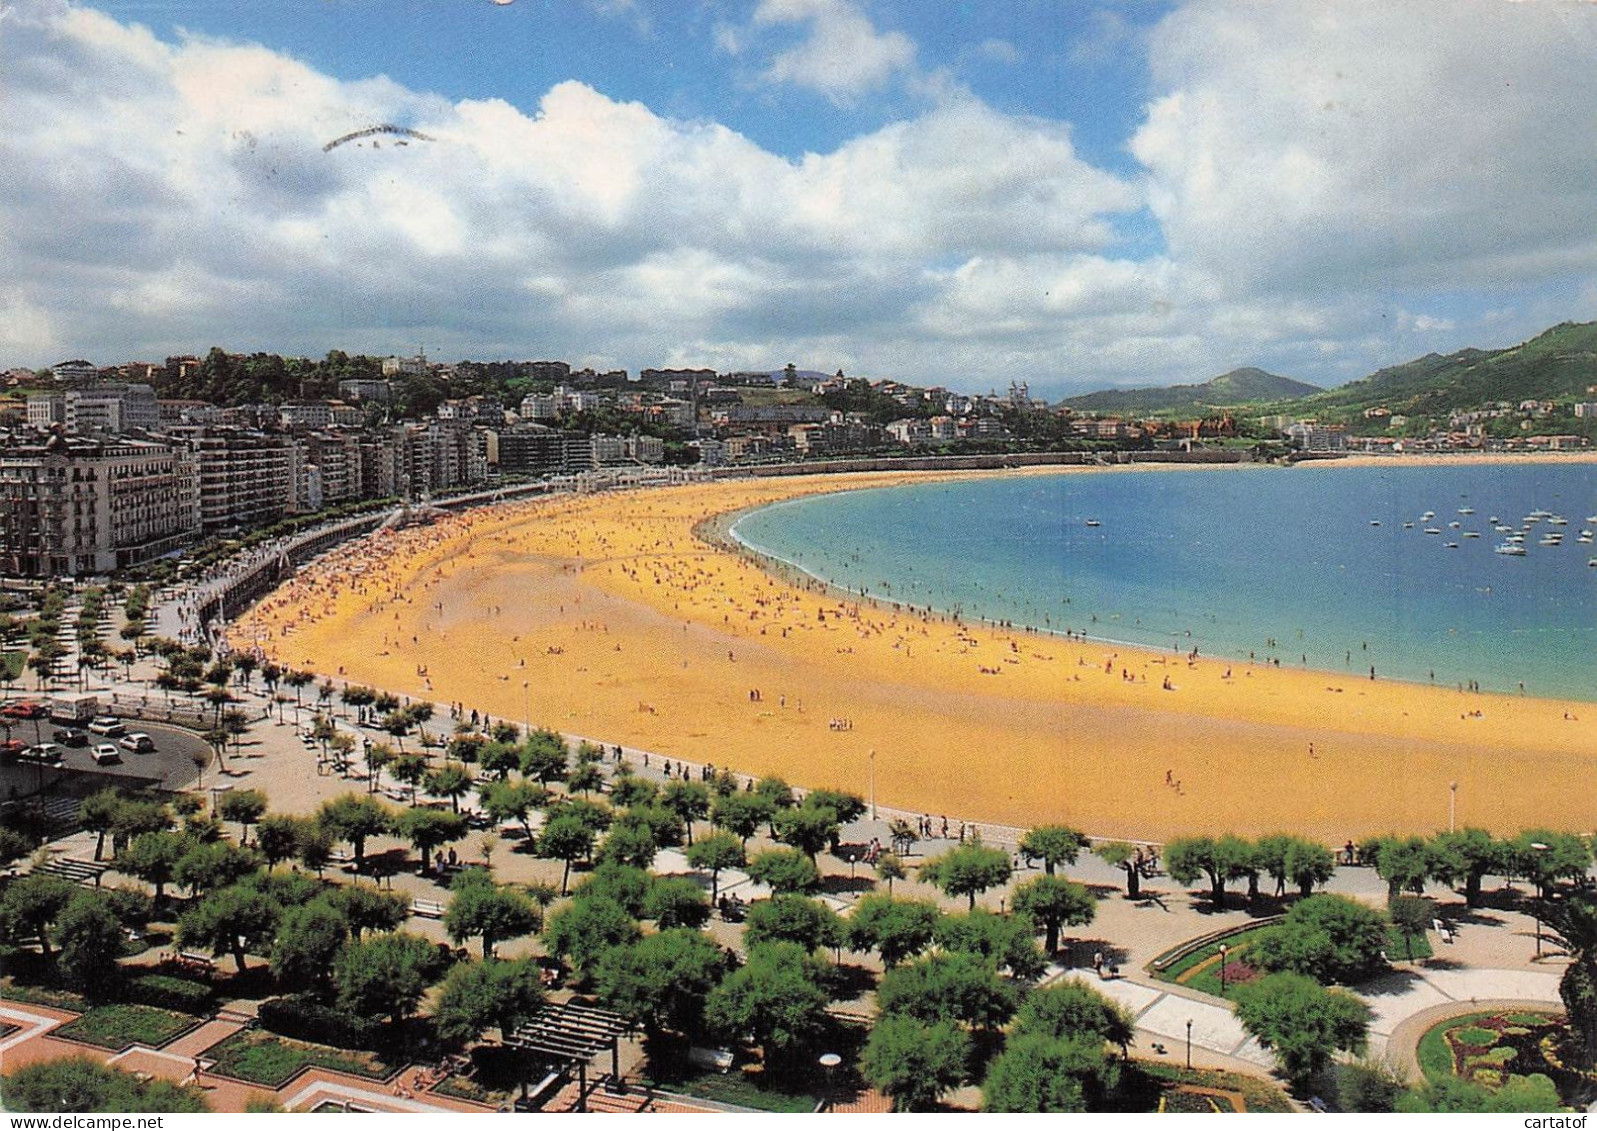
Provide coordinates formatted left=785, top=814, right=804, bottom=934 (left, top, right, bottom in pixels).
left=52, top=1004, right=200, bottom=1051
left=203, top=1029, right=398, bottom=1089
left=1414, top=1009, right=1591, bottom=1101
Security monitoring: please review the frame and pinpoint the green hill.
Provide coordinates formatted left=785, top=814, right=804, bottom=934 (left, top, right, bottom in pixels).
left=1289, top=321, right=1597, bottom=422
left=1059, top=367, right=1321, bottom=416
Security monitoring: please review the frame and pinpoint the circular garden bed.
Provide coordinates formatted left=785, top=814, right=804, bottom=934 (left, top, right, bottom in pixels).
left=1417, top=1009, right=1594, bottom=1103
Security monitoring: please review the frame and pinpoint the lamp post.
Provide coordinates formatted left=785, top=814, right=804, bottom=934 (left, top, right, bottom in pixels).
left=1530, top=842, right=1550, bottom=958
left=522, top=680, right=530, bottom=735
left=818, top=1052, right=841, bottom=1112
left=1217, top=943, right=1229, bottom=995
left=1448, top=781, right=1457, bottom=833
left=868, top=748, right=876, bottom=820
left=1185, top=1019, right=1193, bottom=1071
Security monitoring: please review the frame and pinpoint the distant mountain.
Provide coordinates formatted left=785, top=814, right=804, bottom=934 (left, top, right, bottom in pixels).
left=1292, top=321, right=1597, bottom=421
left=1058, top=367, right=1322, bottom=416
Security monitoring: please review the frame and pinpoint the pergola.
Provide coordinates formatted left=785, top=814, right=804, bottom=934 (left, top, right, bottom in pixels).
left=507, top=1000, right=632, bottom=1112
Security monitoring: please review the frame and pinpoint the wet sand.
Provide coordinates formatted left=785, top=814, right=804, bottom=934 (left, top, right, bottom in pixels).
left=232, top=467, right=1596, bottom=842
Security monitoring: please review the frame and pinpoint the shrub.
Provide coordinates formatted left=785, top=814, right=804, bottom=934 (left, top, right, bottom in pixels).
left=257, top=995, right=381, bottom=1050
left=123, top=975, right=215, bottom=1016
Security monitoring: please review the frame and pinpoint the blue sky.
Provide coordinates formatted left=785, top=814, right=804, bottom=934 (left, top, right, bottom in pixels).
left=3, top=0, right=1595, bottom=395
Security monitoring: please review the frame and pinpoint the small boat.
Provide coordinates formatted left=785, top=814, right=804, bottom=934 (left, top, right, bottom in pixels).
left=1445, top=542, right=1459, bottom=549
left=1424, top=527, right=1442, bottom=535
left=1586, top=515, right=1597, bottom=524
left=1463, top=531, right=1482, bottom=538
left=1449, top=521, right=1461, bottom=529
left=1549, top=516, right=1568, bottom=526
left=1494, top=525, right=1513, bottom=533
left=1508, top=533, right=1525, bottom=543
left=1458, top=507, right=1474, bottom=515
left=1538, top=536, right=1562, bottom=547
left=1403, top=522, right=1415, bottom=529
left=1370, top=520, right=1382, bottom=527
left=1421, top=511, right=1436, bottom=520
left=1496, top=544, right=1527, bottom=556
left=1488, top=515, right=1499, bottom=524
left=1084, top=519, right=1101, bottom=527
left=1589, top=557, right=1597, bottom=567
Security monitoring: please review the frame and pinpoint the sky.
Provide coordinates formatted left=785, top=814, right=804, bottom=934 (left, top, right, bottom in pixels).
left=2, top=0, right=1596, bottom=397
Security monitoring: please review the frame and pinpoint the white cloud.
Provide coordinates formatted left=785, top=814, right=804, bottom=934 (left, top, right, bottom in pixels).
left=743, top=0, right=916, bottom=103
left=973, top=38, right=1021, bottom=65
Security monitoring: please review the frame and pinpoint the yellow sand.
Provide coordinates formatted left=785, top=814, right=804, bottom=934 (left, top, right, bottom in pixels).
left=233, top=467, right=1597, bottom=842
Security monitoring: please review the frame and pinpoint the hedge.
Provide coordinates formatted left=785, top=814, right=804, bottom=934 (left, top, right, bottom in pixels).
left=257, top=995, right=381, bottom=1051
left=123, top=974, right=215, bottom=1016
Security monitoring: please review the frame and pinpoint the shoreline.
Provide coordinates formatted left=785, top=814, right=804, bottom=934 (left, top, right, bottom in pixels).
left=231, top=465, right=1597, bottom=841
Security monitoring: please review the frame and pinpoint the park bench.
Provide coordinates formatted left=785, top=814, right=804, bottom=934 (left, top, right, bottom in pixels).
left=687, top=1046, right=734, bottom=1074
left=412, top=898, right=446, bottom=919
left=175, top=950, right=216, bottom=972
left=1433, top=918, right=1455, bottom=944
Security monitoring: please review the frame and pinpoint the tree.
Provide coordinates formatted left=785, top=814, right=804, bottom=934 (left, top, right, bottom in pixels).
left=0, top=1057, right=209, bottom=1113
left=685, top=832, right=745, bottom=901
left=173, top=840, right=261, bottom=897
left=803, top=788, right=866, bottom=825
left=1232, top=972, right=1371, bottom=1089
left=334, top=931, right=438, bottom=1026
left=744, top=895, right=844, bottom=952
left=543, top=896, right=641, bottom=975
left=390, top=752, right=428, bottom=800
left=1366, top=835, right=1431, bottom=902
left=1019, top=825, right=1087, bottom=875
left=519, top=730, right=569, bottom=785
left=876, top=952, right=1017, bottom=1031
left=847, top=896, right=942, bottom=967
left=271, top=898, right=349, bottom=996
left=1335, top=1058, right=1406, bottom=1113
left=596, top=818, right=661, bottom=871
left=537, top=815, right=596, bottom=894
left=433, top=957, right=545, bottom=1046
left=660, top=780, right=711, bottom=845
left=922, top=842, right=1012, bottom=910
left=1166, top=836, right=1236, bottom=907
left=711, top=791, right=772, bottom=848
left=861, top=1016, right=970, bottom=1112
left=937, top=909, right=1047, bottom=979
left=593, top=929, right=731, bottom=1035
left=395, top=807, right=467, bottom=873
left=572, top=863, right=652, bottom=917
left=1094, top=841, right=1143, bottom=899
left=478, top=741, right=520, bottom=781
left=1249, top=894, right=1390, bottom=984
left=54, top=892, right=125, bottom=998
left=363, top=742, right=395, bottom=793
left=1011, top=875, right=1096, bottom=955
left=876, top=852, right=906, bottom=895
left=1510, top=829, right=1592, bottom=899
left=567, top=762, right=604, bottom=796
left=982, top=1033, right=1121, bottom=1113
left=772, top=805, right=840, bottom=862
left=118, top=832, right=185, bottom=904
left=1542, top=893, right=1597, bottom=1069
left=643, top=877, right=711, bottom=929
left=704, top=941, right=830, bottom=1061
left=1256, top=834, right=1336, bottom=898
left=746, top=848, right=820, bottom=894
left=178, top=884, right=281, bottom=972
left=1395, top=1072, right=1565, bottom=1113
left=424, top=764, right=474, bottom=813
left=1426, top=828, right=1502, bottom=907
left=109, top=799, right=172, bottom=856
left=78, top=789, right=121, bottom=862
left=481, top=780, right=546, bottom=840
left=325, top=884, right=410, bottom=938
left=317, top=794, right=392, bottom=869
left=1012, top=981, right=1135, bottom=1054
left=1388, top=896, right=1433, bottom=961
left=445, top=879, right=540, bottom=959
left=255, top=814, right=306, bottom=868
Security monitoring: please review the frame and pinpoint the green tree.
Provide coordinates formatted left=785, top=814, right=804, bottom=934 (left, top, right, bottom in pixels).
left=1166, top=836, right=1237, bottom=907
left=270, top=898, right=348, bottom=996
left=118, top=832, right=185, bottom=904
left=1426, top=828, right=1502, bottom=908
left=1010, top=875, right=1096, bottom=955
left=936, top=909, right=1046, bottom=979
left=685, top=831, right=745, bottom=901
left=596, top=818, right=661, bottom=870
left=922, top=842, right=1012, bottom=910
left=444, top=879, right=541, bottom=959
left=846, top=895, right=942, bottom=967
left=53, top=891, right=125, bottom=999
left=77, top=789, right=121, bottom=862
left=480, top=780, right=546, bottom=840
left=173, top=839, right=261, bottom=897
left=1336, top=1058, right=1406, bottom=1113
left=660, top=780, right=711, bottom=845
left=711, top=791, right=772, bottom=848
left=1255, top=834, right=1336, bottom=898
left=982, top=1033, right=1120, bottom=1113
left=876, top=952, right=1016, bottom=1031
left=395, top=806, right=467, bottom=873
left=537, top=814, right=596, bottom=894
left=772, top=805, right=840, bottom=862
left=254, top=814, right=306, bottom=868
left=643, top=877, right=711, bottom=929
left=1542, top=893, right=1597, bottom=1069
left=389, top=752, right=428, bottom=799
left=571, top=863, right=652, bottom=917
left=317, top=794, right=393, bottom=869
left=433, top=957, right=545, bottom=1046
left=1232, top=972, right=1371, bottom=1089
left=875, top=852, right=906, bottom=895
left=177, top=884, right=281, bottom=972
left=1249, top=894, right=1391, bottom=984
left=1012, top=981, right=1135, bottom=1053
left=424, top=764, right=474, bottom=813
left=1019, top=825, right=1087, bottom=875
left=1510, top=829, right=1592, bottom=899
left=1388, top=896, right=1433, bottom=961
left=567, top=762, right=604, bottom=796
left=1366, top=835, right=1431, bottom=902
left=543, top=896, right=641, bottom=976
left=704, top=941, right=831, bottom=1062
left=744, top=895, right=844, bottom=953
left=519, top=730, right=569, bottom=785
left=1094, top=841, right=1144, bottom=899
left=861, top=1016, right=970, bottom=1112
left=746, top=848, right=821, bottom=894
left=0, top=1057, right=209, bottom=1113
left=1395, top=1073, right=1564, bottom=1113
left=593, top=929, right=731, bottom=1035
left=334, top=930, right=438, bottom=1026
left=325, top=884, right=409, bottom=938
left=217, top=789, right=267, bottom=844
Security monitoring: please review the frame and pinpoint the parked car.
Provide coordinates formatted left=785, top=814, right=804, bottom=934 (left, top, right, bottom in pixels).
left=119, top=732, right=156, bottom=754
left=2, top=701, right=50, bottom=720
left=92, top=743, right=121, bottom=765
left=0, top=739, right=27, bottom=762
left=87, top=717, right=126, bottom=737
left=25, top=743, right=63, bottom=764
left=53, top=727, right=89, bottom=747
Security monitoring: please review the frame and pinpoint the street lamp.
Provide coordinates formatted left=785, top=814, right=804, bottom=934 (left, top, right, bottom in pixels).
left=522, top=680, right=530, bottom=734
left=818, top=1052, right=841, bottom=1112
left=1217, top=943, right=1229, bottom=995
left=1185, top=1019, right=1193, bottom=1071
left=1530, top=842, right=1550, bottom=958
left=1448, top=781, right=1457, bottom=833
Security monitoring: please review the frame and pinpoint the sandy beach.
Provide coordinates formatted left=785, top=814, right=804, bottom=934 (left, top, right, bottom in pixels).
left=231, top=466, right=1596, bottom=842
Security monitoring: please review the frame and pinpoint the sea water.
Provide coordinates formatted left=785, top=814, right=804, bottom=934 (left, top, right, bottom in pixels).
left=729, top=462, right=1597, bottom=701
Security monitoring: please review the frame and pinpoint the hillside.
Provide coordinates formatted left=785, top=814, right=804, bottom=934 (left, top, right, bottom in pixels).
left=1290, top=321, right=1597, bottom=422
left=1058, top=367, right=1321, bottom=416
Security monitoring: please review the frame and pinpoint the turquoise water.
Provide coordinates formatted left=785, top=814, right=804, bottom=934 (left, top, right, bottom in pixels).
left=729, top=463, right=1597, bottom=701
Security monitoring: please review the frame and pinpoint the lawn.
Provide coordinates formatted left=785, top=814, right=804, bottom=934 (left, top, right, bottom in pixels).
left=1126, top=1061, right=1294, bottom=1113
left=203, top=1029, right=398, bottom=1088
left=52, top=1004, right=199, bottom=1050
left=0, top=979, right=89, bottom=1012
left=655, top=1067, right=819, bottom=1113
